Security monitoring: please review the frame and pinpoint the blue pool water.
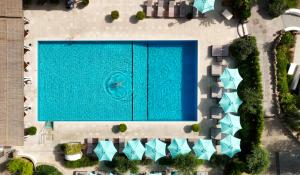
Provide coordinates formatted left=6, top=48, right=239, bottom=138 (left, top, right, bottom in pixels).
left=38, top=41, right=198, bottom=121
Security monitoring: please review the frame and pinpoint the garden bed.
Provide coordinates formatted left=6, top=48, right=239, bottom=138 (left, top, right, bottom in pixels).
left=274, top=31, right=300, bottom=133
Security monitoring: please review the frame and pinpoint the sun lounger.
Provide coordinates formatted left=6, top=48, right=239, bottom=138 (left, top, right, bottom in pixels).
left=193, top=7, right=199, bottom=18
left=180, top=1, right=186, bottom=18
left=168, top=1, right=175, bottom=17
left=215, top=145, right=221, bottom=154
left=119, top=138, right=125, bottom=152
left=86, top=138, right=93, bottom=154
left=74, top=171, right=88, bottom=175
left=157, top=0, right=164, bottom=17
left=196, top=171, right=209, bottom=175
left=242, top=23, right=249, bottom=36
left=211, top=84, right=223, bottom=99
left=211, top=64, right=223, bottom=77
left=222, top=45, right=229, bottom=57
left=187, top=138, right=197, bottom=147
left=210, top=127, right=222, bottom=140
left=212, top=45, right=223, bottom=57
left=210, top=106, right=223, bottom=120
left=146, top=0, right=153, bottom=17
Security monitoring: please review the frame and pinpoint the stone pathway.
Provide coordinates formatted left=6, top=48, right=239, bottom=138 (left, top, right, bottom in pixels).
left=248, top=4, right=300, bottom=175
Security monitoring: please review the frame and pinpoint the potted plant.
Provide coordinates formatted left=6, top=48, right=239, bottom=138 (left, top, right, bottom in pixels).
left=63, top=143, right=83, bottom=161
left=111, top=10, right=120, bottom=21
left=191, top=124, right=200, bottom=133
left=119, top=123, right=127, bottom=133
left=25, top=126, right=37, bottom=136
left=136, top=11, right=145, bottom=20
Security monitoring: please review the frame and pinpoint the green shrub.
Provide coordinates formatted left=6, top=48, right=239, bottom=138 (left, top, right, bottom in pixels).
left=230, top=36, right=264, bottom=164
left=111, top=155, right=139, bottom=174
left=63, top=155, right=98, bottom=168
left=280, top=32, right=296, bottom=47
left=35, top=165, right=63, bottom=175
left=140, top=157, right=153, bottom=165
left=36, top=0, right=47, bottom=5
left=49, top=0, right=60, bottom=4
left=111, top=10, right=120, bottom=20
left=246, top=146, right=270, bottom=174
left=136, top=11, right=145, bottom=20
left=119, top=123, right=127, bottom=132
left=26, top=126, right=37, bottom=135
left=23, top=0, right=32, bottom=5
left=173, top=153, right=203, bottom=175
left=229, top=36, right=257, bottom=61
left=208, top=155, right=230, bottom=168
left=232, top=0, right=252, bottom=21
left=63, top=143, right=82, bottom=155
left=82, top=0, right=89, bottom=6
left=158, top=156, right=174, bottom=166
left=268, top=0, right=285, bottom=17
left=268, top=0, right=298, bottom=17
left=8, top=158, right=34, bottom=175
left=191, top=124, right=200, bottom=132
left=223, top=160, right=246, bottom=175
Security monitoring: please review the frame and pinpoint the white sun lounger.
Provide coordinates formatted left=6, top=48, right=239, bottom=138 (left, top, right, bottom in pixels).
left=157, top=0, right=164, bottom=17
left=146, top=0, right=153, bottom=17
left=168, top=1, right=175, bottom=17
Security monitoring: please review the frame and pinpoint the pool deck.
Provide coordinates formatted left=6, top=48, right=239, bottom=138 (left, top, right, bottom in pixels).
left=20, top=0, right=238, bottom=173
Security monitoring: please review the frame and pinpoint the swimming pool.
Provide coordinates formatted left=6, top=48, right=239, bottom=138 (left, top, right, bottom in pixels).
left=38, top=41, right=198, bottom=121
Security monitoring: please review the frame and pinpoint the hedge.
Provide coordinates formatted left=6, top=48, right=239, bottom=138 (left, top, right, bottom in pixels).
left=227, top=36, right=267, bottom=174
left=228, top=0, right=253, bottom=21
left=230, top=36, right=264, bottom=153
left=103, top=154, right=139, bottom=174
left=275, top=32, right=300, bottom=132
left=63, top=155, right=98, bottom=168
left=35, top=165, right=63, bottom=175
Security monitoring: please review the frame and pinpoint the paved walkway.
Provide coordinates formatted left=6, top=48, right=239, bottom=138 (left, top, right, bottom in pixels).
left=248, top=5, right=281, bottom=117
left=248, top=4, right=300, bottom=175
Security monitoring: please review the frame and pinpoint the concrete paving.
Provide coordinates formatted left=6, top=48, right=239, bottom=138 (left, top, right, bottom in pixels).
left=20, top=0, right=238, bottom=174
left=248, top=4, right=300, bottom=175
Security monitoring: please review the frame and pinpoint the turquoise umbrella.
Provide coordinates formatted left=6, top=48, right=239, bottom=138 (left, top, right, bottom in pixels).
left=168, top=138, right=191, bottom=157
left=193, top=0, right=215, bottom=13
left=220, top=135, right=241, bottom=158
left=192, top=139, right=216, bottom=160
left=219, top=92, right=243, bottom=113
left=150, top=173, right=162, bottom=175
left=220, top=113, right=242, bottom=135
left=220, top=68, right=243, bottom=89
left=123, top=139, right=145, bottom=160
left=93, top=141, right=117, bottom=161
left=145, top=139, right=166, bottom=161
